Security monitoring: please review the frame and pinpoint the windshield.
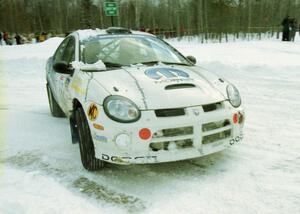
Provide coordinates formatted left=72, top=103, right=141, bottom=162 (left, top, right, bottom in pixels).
left=81, top=35, right=191, bottom=67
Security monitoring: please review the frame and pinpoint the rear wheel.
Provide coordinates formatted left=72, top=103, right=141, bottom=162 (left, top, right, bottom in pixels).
left=75, top=107, right=104, bottom=171
left=46, top=83, right=65, bottom=117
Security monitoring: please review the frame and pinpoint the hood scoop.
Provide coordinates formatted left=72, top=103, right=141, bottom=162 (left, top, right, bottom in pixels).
left=165, top=83, right=196, bottom=90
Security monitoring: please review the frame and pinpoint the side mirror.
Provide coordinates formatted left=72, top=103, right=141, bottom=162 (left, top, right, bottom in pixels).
left=186, top=56, right=197, bottom=65
left=53, top=61, right=74, bottom=74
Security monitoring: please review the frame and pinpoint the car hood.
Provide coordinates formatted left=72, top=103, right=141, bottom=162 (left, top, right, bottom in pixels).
left=92, top=65, right=226, bottom=110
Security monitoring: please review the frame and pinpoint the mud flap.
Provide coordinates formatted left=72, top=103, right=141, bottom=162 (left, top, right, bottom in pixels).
left=70, top=112, right=79, bottom=144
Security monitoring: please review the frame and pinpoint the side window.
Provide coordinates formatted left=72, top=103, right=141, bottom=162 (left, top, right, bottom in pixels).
left=62, top=37, right=75, bottom=63
left=53, top=38, right=70, bottom=63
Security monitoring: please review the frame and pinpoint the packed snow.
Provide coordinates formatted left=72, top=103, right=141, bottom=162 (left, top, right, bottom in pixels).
left=0, top=35, right=300, bottom=214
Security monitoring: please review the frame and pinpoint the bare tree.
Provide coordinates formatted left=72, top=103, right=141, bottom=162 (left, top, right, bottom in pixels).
left=0, top=0, right=299, bottom=42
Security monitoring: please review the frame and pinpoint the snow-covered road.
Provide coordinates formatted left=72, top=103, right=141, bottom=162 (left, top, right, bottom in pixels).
left=0, top=37, right=300, bottom=214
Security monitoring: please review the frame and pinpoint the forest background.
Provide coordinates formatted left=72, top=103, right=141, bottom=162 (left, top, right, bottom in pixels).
left=0, top=0, right=299, bottom=40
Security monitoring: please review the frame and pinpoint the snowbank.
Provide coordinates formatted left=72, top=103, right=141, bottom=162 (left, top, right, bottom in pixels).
left=0, top=37, right=63, bottom=60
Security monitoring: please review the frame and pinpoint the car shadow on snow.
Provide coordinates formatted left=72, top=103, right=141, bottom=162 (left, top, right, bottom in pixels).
left=1, top=152, right=145, bottom=213
left=97, top=151, right=231, bottom=194
left=1, top=149, right=230, bottom=213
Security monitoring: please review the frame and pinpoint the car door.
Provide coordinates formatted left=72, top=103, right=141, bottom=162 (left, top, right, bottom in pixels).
left=59, top=36, right=76, bottom=113
left=48, top=37, right=70, bottom=108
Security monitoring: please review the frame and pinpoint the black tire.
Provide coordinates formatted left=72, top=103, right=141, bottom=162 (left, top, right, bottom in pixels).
left=75, top=107, right=104, bottom=171
left=46, top=83, right=65, bottom=117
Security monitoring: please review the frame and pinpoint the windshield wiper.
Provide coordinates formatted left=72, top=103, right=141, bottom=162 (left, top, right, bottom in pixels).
left=134, top=61, right=161, bottom=66
left=161, top=61, right=191, bottom=66
left=136, top=61, right=191, bottom=66
left=103, top=61, right=124, bottom=68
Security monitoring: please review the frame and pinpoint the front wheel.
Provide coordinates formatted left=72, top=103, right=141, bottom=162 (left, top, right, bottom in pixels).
left=75, top=107, right=104, bottom=171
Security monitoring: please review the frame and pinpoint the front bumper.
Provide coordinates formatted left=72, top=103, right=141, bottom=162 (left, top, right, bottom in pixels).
left=87, top=101, right=244, bottom=165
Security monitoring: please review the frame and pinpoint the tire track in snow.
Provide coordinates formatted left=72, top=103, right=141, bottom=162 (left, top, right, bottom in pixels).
left=72, top=177, right=144, bottom=213
left=1, top=152, right=146, bottom=213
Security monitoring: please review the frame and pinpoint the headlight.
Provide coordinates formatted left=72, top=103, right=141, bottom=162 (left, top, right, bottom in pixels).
left=226, top=84, right=241, bottom=107
left=103, top=95, right=141, bottom=123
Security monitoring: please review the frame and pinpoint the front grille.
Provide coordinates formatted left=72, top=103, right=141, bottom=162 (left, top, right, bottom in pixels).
left=153, top=126, right=193, bottom=138
left=150, top=126, right=194, bottom=151
left=202, top=118, right=232, bottom=145
left=202, top=130, right=231, bottom=144
left=202, top=102, right=223, bottom=112
left=150, top=139, right=193, bottom=151
left=202, top=119, right=230, bottom=132
left=155, top=108, right=185, bottom=117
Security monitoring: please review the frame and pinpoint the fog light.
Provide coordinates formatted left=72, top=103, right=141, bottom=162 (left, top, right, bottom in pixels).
left=115, top=133, right=130, bottom=148
left=139, top=128, right=151, bottom=140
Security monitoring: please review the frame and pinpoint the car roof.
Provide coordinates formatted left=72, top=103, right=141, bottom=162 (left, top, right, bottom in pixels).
left=73, top=27, right=155, bottom=41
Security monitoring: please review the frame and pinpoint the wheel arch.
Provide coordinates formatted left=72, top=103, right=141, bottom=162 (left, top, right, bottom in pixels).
left=72, top=98, right=83, bottom=111
left=69, top=98, right=83, bottom=144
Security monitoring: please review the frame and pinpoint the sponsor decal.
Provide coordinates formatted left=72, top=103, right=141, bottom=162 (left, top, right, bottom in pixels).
left=101, top=154, right=157, bottom=163
left=71, top=85, right=86, bottom=95
left=145, top=67, right=189, bottom=80
left=93, top=123, right=104, bottom=130
left=229, top=134, right=243, bottom=145
left=154, top=78, right=193, bottom=84
left=87, top=103, right=98, bottom=121
left=92, top=133, right=108, bottom=143
left=70, top=76, right=86, bottom=95
left=65, top=78, right=70, bottom=87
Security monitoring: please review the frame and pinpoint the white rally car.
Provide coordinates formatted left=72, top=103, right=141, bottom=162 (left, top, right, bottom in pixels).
left=46, top=27, right=244, bottom=171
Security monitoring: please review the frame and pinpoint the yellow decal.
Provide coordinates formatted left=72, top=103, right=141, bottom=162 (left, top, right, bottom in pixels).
left=87, top=103, right=98, bottom=121
left=70, top=85, right=86, bottom=95
left=70, top=76, right=86, bottom=95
